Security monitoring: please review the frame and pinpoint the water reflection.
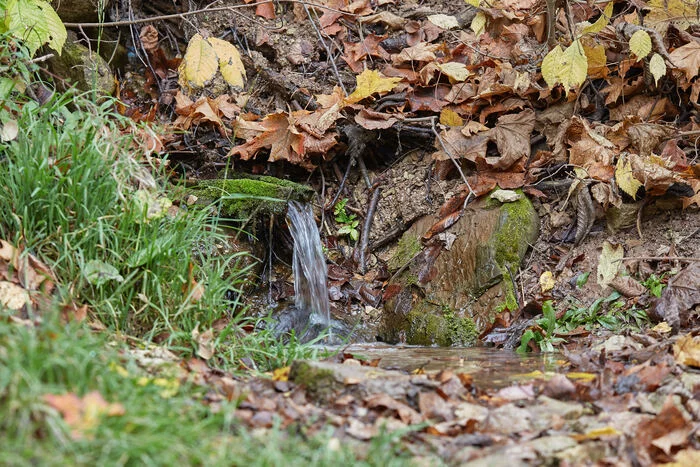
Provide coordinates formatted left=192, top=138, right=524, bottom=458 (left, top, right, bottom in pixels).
left=339, top=344, right=563, bottom=389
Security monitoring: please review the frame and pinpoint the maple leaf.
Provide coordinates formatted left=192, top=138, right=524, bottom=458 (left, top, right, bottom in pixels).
left=229, top=113, right=305, bottom=165
left=345, top=69, right=402, bottom=104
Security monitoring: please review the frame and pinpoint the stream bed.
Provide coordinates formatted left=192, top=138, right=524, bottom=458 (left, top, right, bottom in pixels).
left=333, top=344, right=564, bottom=390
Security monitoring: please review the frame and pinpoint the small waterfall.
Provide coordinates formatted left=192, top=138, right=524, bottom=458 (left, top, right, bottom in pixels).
left=286, top=201, right=330, bottom=330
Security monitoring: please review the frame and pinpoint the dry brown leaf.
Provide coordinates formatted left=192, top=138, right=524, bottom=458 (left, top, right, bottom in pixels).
left=486, top=109, right=536, bottom=170
left=392, top=42, right=440, bottom=65
left=669, top=41, right=700, bottom=80
left=354, top=108, right=399, bottom=130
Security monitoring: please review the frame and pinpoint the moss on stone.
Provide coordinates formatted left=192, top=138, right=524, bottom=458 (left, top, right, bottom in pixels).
left=388, top=233, right=422, bottom=271
left=405, top=302, right=477, bottom=347
left=187, top=176, right=314, bottom=217
left=288, top=361, right=338, bottom=402
left=487, top=190, right=539, bottom=312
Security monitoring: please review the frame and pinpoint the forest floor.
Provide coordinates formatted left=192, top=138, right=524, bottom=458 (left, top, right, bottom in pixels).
left=2, top=0, right=700, bottom=464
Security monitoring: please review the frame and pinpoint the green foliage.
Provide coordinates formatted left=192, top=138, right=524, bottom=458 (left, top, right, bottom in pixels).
left=518, top=294, right=650, bottom=353
left=1, top=0, right=67, bottom=56
left=642, top=273, right=666, bottom=298
left=576, top=271, right=591, bottom=288
left=334, top=198, right=360, bottom=241
left=0, top=37, right=245, bottom=340
left=0, top=313, right=414, bottom=465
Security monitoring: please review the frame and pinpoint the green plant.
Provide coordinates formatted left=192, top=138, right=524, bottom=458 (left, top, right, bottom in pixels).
left=0, top=36, right=247, bottom=341
left=518, top=300, right=564, bottom=353
left=334, top=198, right=360, bottom=241
left=642, top=274, right=666, bottom=298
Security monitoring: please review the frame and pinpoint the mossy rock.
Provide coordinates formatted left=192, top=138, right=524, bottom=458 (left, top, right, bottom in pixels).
left=379, top=295, right=477, bottom=346
left=186, top=175, right=314, bottom=218
left=381, top=192, right=539, bottom=343
left=46, top=32, right=115, bottom=95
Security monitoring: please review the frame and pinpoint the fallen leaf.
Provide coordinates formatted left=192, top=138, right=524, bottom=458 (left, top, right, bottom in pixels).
left=539, top=271, right=555, bottom=293
left=427, top=14, right=460, bottom=30
left=673, top=334, right=700, bottom=367
left=669, top=41, right=700, bottom=80
left=345, top=69, right=402, bottom=104
left=597, top=241, right=624, bottom=288
left=44, top=391, right=125, bottom=440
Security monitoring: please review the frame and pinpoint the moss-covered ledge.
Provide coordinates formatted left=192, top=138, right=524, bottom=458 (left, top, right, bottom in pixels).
left=186, top=175, right=314, bottom=217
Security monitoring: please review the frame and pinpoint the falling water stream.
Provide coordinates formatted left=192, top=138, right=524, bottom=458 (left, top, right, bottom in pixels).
left=286, top=201, right=331, bottom=332
left=282, top=201, right=564, bottom=381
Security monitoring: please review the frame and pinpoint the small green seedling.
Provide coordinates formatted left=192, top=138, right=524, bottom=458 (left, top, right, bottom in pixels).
left=334, top=198, right=360, bottom=241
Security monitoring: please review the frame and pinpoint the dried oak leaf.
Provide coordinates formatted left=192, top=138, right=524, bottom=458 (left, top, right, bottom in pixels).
left=566, top=117, right=616, bottom=169
left=391, top=42, right=440, bottom=65
left=354, top=108, right=399, bottom=130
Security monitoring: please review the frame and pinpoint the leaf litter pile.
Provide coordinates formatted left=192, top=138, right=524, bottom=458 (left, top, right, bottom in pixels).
left=7, top=0, right=700, bottom=463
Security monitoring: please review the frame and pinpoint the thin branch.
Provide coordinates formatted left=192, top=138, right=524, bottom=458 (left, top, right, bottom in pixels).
left=430, top=117, right=476, bottom=207
left=614, top=256, right=700, bottom=262
left=63, top=0, right=357, bottom=28
left=300, top=0, right=347, bottom=95
left=359, top=187, right=381, bottom=275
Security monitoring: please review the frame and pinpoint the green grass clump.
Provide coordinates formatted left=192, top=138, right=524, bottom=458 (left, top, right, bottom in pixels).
left=0, top=37, right=244, bottom=340
left=0, top=313, right=418, bottom=465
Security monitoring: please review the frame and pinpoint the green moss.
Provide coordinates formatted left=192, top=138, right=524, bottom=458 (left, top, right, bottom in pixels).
left=405, top=302, right=477, bottom=347
left=289, top=360, right=337, bottom=400
left=488, top=190, right=539, bottom=312
left=187, top=176, right=314, bottom=217
left=388, top=233, right=422, bottom=271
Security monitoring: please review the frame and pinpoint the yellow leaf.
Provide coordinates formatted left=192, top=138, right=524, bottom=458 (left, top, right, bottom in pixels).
left=439, top=108, right=464, bottom=127
left=465, top=0, right=480, bottom=6
left=646, top=0, right=699, bottom=32
left=652, top=321, right=673, bottom=333
left=179, top=34, right=218, bottom=88
left=209, top=37, right=246, bottom=87
left=597, top=241, right=624, bottom=288
left=649, top=53, right=666, bottom=85
left=345, top=69, right=402, bottom=104
left=582, top=2, right=614, bottom=35
left=559, top=40, right=588, bottom=94
left=629, top=30, right=652, bottom=59
left=674, top=333, right=700, bottom=367
left=471, top=12, right=487, bottom=37
left=615, top=156, right=643, bottom=197
left=566, top=372, right=597, bottom=382
left=273, top=366, right=291, bottom=381
left=437, top=62, right=471, bottom=82
left=539, top=271, right=555, bottom=293
left=541, top=45, right=564, bottom=88
left=583, top=44, right=608, bottom=78
left=179, top=34, right=246, bottom=90
left=572, top=426, right=621, bottom=441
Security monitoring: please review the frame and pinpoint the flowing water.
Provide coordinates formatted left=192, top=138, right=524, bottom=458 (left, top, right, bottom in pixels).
left=286, top=201, right=331, bottom=329
left=342, top=344, right=563, bottom=389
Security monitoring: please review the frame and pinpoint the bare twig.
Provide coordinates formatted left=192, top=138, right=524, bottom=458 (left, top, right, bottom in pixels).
left=27, top=53, right=54, bottom=64
left=63, top=0, right=357, bottom=28
left=300, top=0, right=348, bottom=95
left=359, top=187, right=381, bottom=275
left=614, top=256, right=700, bottom=262
left=430, top=117, right=476, bottom=207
